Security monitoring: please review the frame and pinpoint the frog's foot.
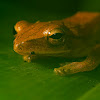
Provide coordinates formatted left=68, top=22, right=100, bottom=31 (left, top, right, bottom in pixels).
left=54, top=59, right=99, bottom=76
left=23, top=55, right=37, bottom=62
left=54, top=62, right=82, bottom=76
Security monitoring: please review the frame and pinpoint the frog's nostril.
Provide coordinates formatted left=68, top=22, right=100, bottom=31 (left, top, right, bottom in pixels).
left=31, top=51, right=35, bottom=55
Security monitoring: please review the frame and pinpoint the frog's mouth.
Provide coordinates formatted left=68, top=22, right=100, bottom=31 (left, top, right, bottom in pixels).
left=29, top=50, right=71, bottom=57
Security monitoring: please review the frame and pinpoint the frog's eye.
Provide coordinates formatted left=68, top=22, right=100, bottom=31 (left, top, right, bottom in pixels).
left=48, top=29, right=65, bottom=45
left=49, top=28, right=64, bottom=39
left=49, top=33, right=63, bottom=39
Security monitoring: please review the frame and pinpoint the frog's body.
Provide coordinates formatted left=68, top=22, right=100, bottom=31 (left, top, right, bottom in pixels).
left=13, top=12, right=100, bottom=76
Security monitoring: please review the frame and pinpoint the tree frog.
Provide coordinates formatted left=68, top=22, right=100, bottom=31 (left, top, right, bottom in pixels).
left=13, top=12, right=100, bottom=76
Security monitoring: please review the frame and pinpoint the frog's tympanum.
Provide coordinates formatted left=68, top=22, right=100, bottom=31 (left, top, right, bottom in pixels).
left=13, top=12, right=100, bottom=76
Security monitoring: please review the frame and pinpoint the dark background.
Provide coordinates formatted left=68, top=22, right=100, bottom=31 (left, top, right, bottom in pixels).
left=1, top=0, right=100, bottom=41
left=0, top=0, right=100, bottom=100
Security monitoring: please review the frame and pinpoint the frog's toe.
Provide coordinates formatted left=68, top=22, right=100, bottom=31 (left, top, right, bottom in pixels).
left=54, top=68, right=67, bottom=76
left=23, top=55, right=32, bottom=62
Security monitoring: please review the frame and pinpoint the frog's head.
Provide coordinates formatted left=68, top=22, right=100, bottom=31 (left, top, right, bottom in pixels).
left=13, top=20, right=79, bottom=57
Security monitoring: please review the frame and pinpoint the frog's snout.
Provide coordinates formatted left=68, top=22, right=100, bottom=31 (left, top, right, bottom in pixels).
left=14, top=41, right=36, bottom=55
left=13, top=42, right=22, bottom=54
left=14, top=42, right=26, bottom=55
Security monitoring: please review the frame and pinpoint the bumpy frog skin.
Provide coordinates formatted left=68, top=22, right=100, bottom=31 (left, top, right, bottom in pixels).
left=13, top=12, right=100, bottom=76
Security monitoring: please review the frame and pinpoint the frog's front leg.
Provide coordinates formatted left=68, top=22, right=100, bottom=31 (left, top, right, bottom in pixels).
left=23, top=55, right=37, bottom=62
left=54, top=45, right=100, bottom=76
left=54, top=59, right=98, bottom=76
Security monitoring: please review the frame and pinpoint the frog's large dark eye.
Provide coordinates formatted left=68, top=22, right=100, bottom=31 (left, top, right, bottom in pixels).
left=49, top=33, right=63, bottom=39
left=48, top=28, right=65, bottom=45
left=13, top=27, right=17, bottom=35
left=49, top=28, right=64, bottom=39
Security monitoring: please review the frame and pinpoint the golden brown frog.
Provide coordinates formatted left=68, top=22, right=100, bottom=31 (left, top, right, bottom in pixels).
left=13, top=12, right=100, bottom=76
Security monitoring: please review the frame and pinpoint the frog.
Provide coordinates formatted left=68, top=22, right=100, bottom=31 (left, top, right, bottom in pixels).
left=13, top=12, right=100, bottom=76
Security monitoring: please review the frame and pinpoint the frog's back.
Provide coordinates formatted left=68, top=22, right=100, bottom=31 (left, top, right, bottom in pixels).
left=63, top=12, right=100, bottom=43
left=63, top=12, right=100, bottom=26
